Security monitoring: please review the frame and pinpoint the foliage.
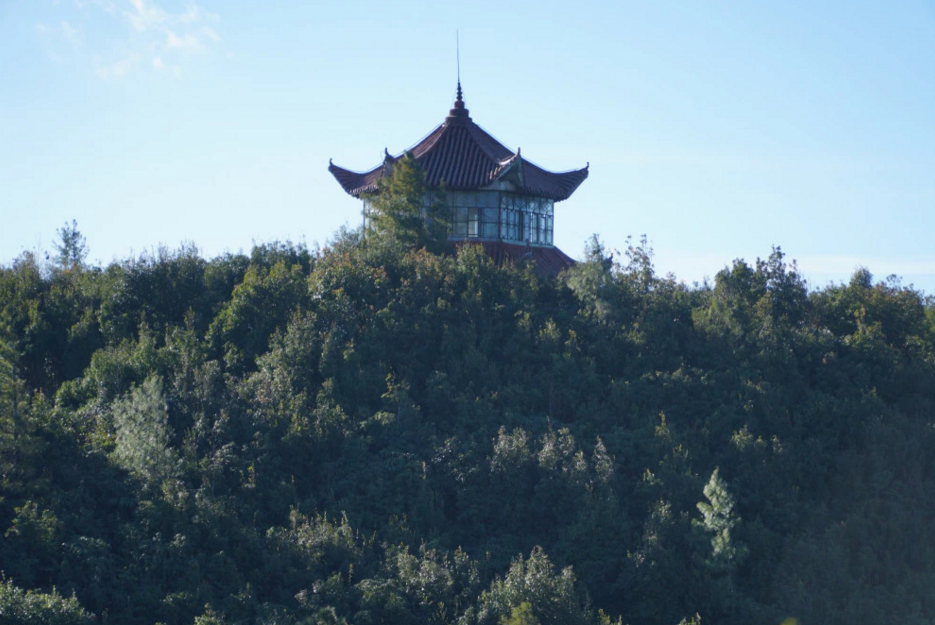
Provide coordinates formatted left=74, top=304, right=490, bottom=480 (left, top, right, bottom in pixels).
left=693, top=468, right=746, bottom=573
left=474, top=548, right=591, bottom=625
left=365, top=152, right=450, bottom=254
left=54, top=220, right=88, bottom=271
left=111, top=375, right=179, bottom=487
left=0, top=227, right=934, bottom=625
left=500, top=602, right=539, bottom=625
left=0, top=577, right=95, bottom=625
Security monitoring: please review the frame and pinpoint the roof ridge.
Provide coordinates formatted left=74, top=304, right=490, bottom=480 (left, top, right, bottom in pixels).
left=464, top=119, right=514, bottom=161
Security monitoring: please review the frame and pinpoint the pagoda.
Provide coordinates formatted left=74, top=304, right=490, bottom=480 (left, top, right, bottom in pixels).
left=328, top=83, right=589, bottom=275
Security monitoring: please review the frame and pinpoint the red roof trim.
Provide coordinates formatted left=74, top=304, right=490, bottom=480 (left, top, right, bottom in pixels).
left=455, top=240, right=577, bottom=277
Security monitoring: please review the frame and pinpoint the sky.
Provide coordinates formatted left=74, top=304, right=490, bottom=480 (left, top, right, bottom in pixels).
left=2, top=0, right=934, bottom=293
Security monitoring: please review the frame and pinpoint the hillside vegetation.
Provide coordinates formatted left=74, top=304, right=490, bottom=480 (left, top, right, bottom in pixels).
left=1, top=219, right=934, bottom=625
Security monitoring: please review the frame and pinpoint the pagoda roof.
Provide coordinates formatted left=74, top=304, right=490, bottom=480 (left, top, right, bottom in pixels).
left=329, top=84, right=589, bottom=202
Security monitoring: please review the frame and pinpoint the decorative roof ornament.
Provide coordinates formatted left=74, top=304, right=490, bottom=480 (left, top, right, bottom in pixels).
left=447, top=81, right=469, bottom=121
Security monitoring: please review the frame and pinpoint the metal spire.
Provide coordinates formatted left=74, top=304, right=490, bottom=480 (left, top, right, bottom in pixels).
left=447, top=30, right=469, bottom=120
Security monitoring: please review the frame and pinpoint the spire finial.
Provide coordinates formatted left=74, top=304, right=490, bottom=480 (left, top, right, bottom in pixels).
left=455, top=29, right=463, bottom=104
left=447, top=30, right=470, bottom=121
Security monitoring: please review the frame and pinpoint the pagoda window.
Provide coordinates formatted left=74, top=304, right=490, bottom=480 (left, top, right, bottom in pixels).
left=500, top=195, right=525, bottom=243
left=500, top=194, right=554, bottom=245
left=445, top=191, right=554, bottom=244
left=451, top=207, right=481, bottom=237
left=449, top=191, right=501, bottom=239
left=479, top=192, right=500, bottom=238
left=468, top=207, right=479, bottom=237
left=501, top=208, right=522, bottom=242
left=451, top=207, right=468, bottom=237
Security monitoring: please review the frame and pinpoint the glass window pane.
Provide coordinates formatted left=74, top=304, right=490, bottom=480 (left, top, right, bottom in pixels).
left=482, top=223, right=498, bottom=238
left=478, top=192, right=497, bottom=208
left=501, top=212, right=514, bottom=240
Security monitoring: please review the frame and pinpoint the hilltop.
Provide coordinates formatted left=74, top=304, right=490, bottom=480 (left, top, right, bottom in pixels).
left=1, top=224, right=934, bottom=625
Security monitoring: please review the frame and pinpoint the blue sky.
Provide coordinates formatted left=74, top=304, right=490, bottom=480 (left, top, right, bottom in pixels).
left=2, top=0, right=934, bottom=293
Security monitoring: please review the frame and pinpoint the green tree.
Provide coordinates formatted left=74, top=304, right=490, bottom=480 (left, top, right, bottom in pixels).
left=0, top=316, right=48, bottom=537
left=693, top=468, right=747, bottom=587
left=0, top=313, right=27, bottom=435
left=475, top=547, right=592, bottom=625
left=563, top=235, right=616, bottom=322
left=53, top=220, right=88, bottom=271
left=365, top=152, right=449, bottom=253
left=207, top=259, right=309, bottom=373
left=500, top=602, right=540, bottom=625
left=0, top=577, right=95, bottom=625
left=111, top=375, right=179, bottom=486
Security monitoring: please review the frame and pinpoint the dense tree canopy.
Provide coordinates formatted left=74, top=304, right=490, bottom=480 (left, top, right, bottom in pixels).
left=0, top=218, right=933, bottom=625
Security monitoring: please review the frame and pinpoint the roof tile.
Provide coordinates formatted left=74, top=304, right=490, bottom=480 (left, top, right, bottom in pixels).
left=461, top=241, right=577, bottom=277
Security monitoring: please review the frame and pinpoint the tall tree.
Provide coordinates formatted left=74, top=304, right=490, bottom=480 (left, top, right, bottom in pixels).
left=111, top=375, right=179, bottom=487
left=694, top=468, right=746, bottom=575
left=365, top=152, right=450, bottom=254
left=53, top=220, right=88, bottom=270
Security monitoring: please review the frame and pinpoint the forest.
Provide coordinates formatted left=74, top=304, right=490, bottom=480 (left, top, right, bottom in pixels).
left=2, top=169, right=935, bottom=625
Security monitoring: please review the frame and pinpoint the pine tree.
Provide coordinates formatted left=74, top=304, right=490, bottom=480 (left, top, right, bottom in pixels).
left=111, top=375, right=179, bottom=486
left=365, top=152, right=449, bottom=254
left=694, top=468, right=746, bottom=574
left=53, top=220, right=88, bottom=270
